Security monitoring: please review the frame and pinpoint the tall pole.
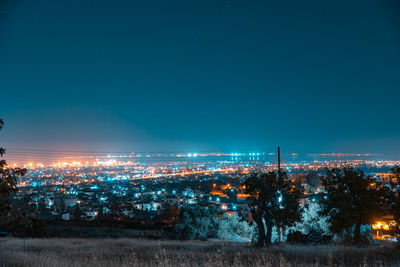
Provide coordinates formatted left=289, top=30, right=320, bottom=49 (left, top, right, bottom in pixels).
left=277, top=146, right=282, bottom=242
left=277, top=146, right=281, bottom=179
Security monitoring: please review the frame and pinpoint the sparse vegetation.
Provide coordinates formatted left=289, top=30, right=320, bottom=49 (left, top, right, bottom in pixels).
left=0, top=238, right=399, bottom=267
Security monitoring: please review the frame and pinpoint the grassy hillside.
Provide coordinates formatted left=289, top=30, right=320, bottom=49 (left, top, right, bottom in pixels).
left=0, top=238, right=399, bottom=266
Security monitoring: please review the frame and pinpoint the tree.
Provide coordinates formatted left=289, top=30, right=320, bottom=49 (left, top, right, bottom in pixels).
left=73, top=204, right=83, bottom=220
left=0, top=119, right=5, bottom=157
left=0, top=119, right=27, bottom=228
left=243, top=171, right=301, bottom=246
left=110, top=200, right=122, bottom=219
left=389, top=166, right=400, bottom=241
left=320, top=168, right=388, bottom=244
left=305, top=172, right=321, bottom=188
left=159, top=202, right=179, bottom=226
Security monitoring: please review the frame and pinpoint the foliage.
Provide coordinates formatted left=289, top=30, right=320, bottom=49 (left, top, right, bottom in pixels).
left=0, top=119, right=27, bottom=228
left=291, top=203, right=330, bottom=235
left=175, top=205, right=255, bottom=242
left=73, top=204, right=83, bottom=220
left=159, top=202, right=179, bottom=226
left=174, top=204, right=219, bottom=240
left=389, top=166, right=400, bottom=241
left=243, top=171, right=301, bottom=246
left=217, top=213, right=256, bottom=242
left=320, top=168, right=389, bottom=244
left=0, top=119, right=4, bottom=157
left=305, top=172, right=321, bottom=188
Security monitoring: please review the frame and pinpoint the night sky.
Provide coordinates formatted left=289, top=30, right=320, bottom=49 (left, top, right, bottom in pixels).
left=1, top=0, right=400, bottom=156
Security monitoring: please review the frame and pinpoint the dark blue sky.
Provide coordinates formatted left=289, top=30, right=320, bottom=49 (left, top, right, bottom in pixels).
left=1, top=0, right=400, bottom=155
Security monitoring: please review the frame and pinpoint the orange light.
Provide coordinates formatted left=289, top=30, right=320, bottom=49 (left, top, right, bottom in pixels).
left=237, top=193, right=251, bottom=199
left=372, top=221, right=389, bottom=230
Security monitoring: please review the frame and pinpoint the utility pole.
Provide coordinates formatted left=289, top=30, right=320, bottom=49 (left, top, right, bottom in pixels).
left=277, top=146, right=283, bottom=242
left=277, top=146, right=281, bottom=179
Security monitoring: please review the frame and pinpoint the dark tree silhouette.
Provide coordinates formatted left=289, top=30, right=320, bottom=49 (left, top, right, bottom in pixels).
left=243, top=171, right=301, bottom=246
left=73, top=204, right=83, bottom=220
left=320, top=168, right=388, bottom=244
left=389, top=166, right=400, bottom=240
left=110, top=200, right=122, bottom=219
left=0, top=119, right=5, bottom=157
left=305, top=172, right=322, bottom=188
left=160, top=202, right=179, bottom=226
left=0, top=119, right=27, bottom=227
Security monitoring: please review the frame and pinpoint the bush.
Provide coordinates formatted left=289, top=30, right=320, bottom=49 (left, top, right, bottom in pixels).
left=217, top=213, right=255, bottom=242
left=24, top=218, right=47, bottom=237
left=290, top=203, right=329, bottom=235
left=174, top=205, right=219, bottom=240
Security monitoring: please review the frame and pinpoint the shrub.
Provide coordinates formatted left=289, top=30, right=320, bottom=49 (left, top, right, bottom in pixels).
left=174, top=205, right=219, bottom=240
left=217, top=213, right=256, bottom=242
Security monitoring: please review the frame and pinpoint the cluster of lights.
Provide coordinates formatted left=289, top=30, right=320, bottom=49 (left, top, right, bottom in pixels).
left=372, top=221, right=392, bottom=230
left=230, top=152, right=262, bottom=156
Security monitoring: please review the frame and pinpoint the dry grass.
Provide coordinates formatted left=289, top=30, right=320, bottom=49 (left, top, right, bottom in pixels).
left=0, top=238, right=399, bottom=266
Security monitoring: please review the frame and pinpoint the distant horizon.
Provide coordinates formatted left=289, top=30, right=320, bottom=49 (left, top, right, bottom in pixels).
left=3, top=146, right=400, bottom=166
